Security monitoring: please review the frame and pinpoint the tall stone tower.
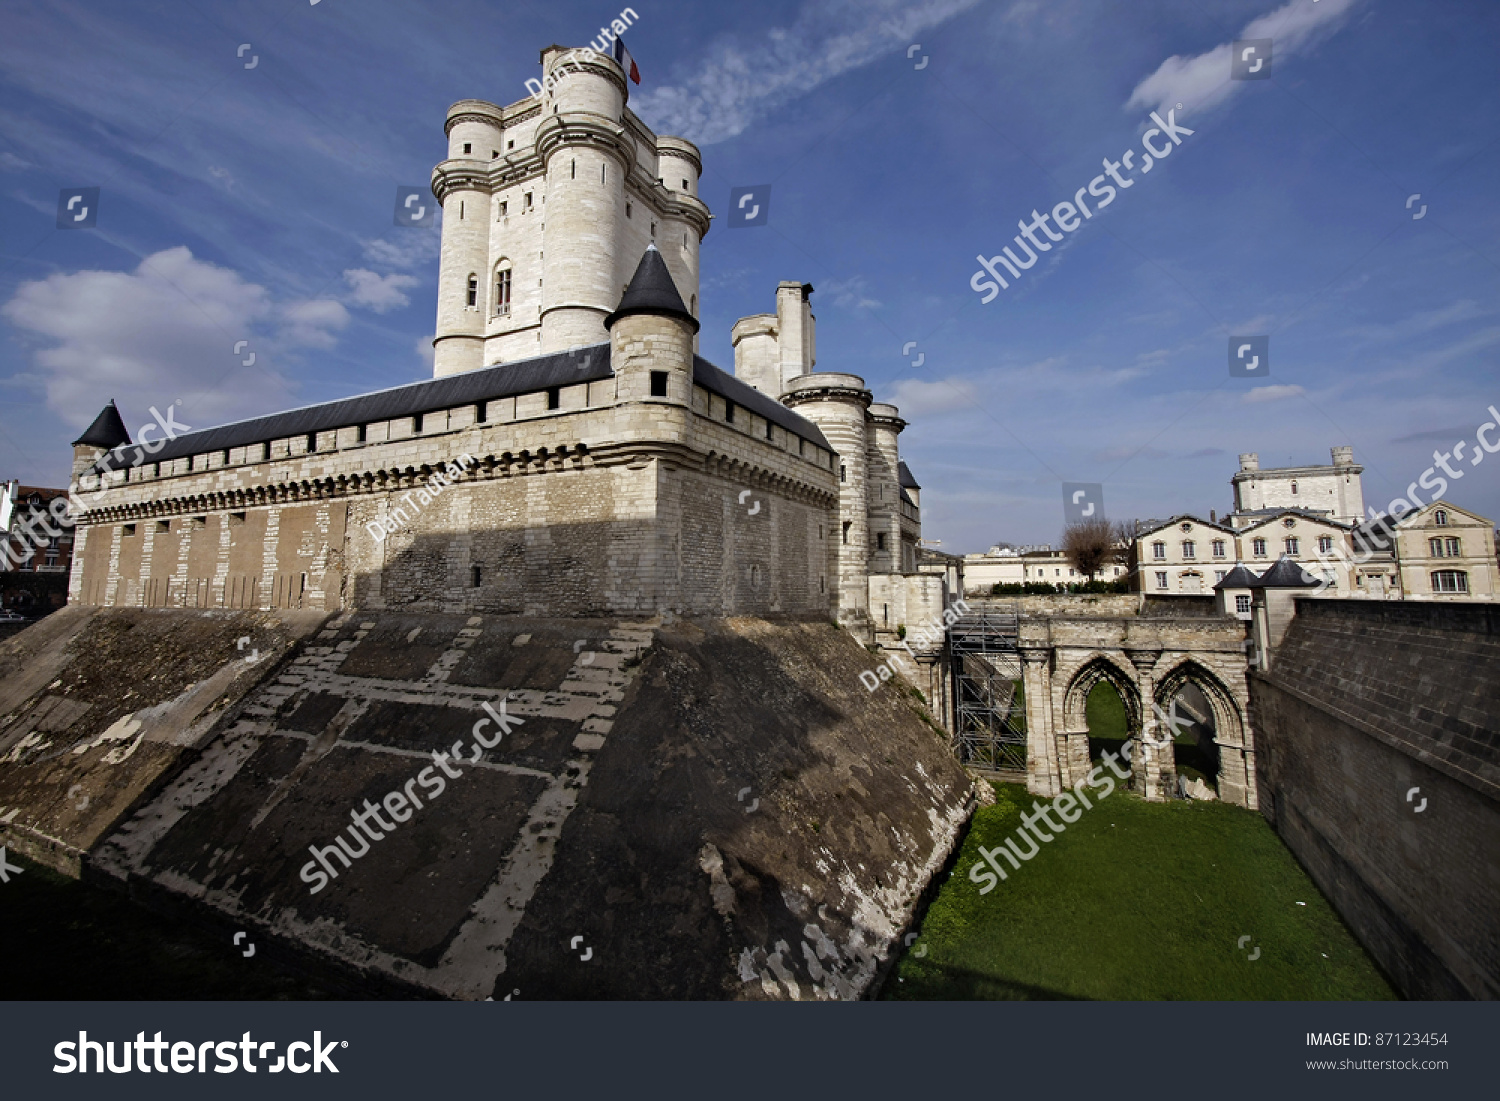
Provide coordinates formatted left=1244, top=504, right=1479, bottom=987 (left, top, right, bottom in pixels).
left=429, top=46, right=711, bottom=377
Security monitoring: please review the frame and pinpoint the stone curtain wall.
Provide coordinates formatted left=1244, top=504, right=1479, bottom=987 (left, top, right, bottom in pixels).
left=66, top=374, right=840, bottom=619
left=74, top=452, right=836, bottom=619
left=1251, top=599, right=1500, bottom=999
left=73, top=503, right=345, bottom=611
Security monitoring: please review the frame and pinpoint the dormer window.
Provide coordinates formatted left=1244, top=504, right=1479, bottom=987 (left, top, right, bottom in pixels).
left=1434, top=509, right=1448, bottom=526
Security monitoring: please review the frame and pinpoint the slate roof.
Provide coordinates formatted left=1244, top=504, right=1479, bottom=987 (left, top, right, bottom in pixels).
left=85, top=342, right=830, bottom=475
left=898, top=460, right=919, bottom=489
left=1246, top=555, right=1322, bottom=588
left=73, top=400, right=131, bottom=450
left=1231, top=507, right=1348, bottom=530
left=1134, top=513, right=1237, bottom=538
left=605, top=245, right=699, bottom=334
left=694, top=356, right=830, bottom=450
left=1212, top=564, right=1260, bottom=590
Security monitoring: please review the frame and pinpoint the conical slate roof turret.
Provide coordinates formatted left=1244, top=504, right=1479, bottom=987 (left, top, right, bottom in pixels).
left=72, top=400, right=131, bottom=449
left=1246, top=555, right=1321, bottom=588
left=604, top=244, right=700, bottom=333
left=1212, top=565, right=1259, bottom=590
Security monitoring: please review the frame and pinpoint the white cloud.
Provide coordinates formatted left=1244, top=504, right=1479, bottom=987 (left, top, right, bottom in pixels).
left=1243, top=384, right=1306, bottom=403
left=631, top=0, right=987, bottom=144
left=888, top=376, right=981, bottom=416
left=361, top=233, right=441, bottom=271
left=279, top=298, right=349, bottom=349
left=1126, top=0, right=1364, bottom=117
left=415, top=334, right=435, bottom=371
left=0, top=247, right=342, bottom=430
left=344, top=268, right=419, bottom=313
left=820, top=275, right=881, bottom=310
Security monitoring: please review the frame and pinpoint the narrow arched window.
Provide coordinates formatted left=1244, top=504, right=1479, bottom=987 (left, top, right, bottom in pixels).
left=494, top=261, right=512, bottom=316
left=466, top=274, right=478, bottom=307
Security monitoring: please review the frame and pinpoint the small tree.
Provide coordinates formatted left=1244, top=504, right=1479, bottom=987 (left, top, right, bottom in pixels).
left=1061, top=517, right=1115, bottom=582
left=1110, top=519, right=1139, bottom=570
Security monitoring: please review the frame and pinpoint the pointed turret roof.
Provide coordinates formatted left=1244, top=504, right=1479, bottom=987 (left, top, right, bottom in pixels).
left=1212, top=565, right=1259, bottom=590
left=604, top=244, right=700, bottom=333
left=72, top=400, right=131, bottom=449
left=1246, top=555, right=1321, bottom=588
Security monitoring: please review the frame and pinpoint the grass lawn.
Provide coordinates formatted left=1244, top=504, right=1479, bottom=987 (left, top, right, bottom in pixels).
left=884, top=781, right=1397, bottom=1000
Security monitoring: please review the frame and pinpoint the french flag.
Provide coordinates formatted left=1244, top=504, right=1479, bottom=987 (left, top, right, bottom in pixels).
left=612, top=36, right=640, bottom=84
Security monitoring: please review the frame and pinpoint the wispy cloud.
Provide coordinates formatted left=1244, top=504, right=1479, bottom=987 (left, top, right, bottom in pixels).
left=1243, top=383, right=1306, bottom=403
left=888, top=376, right=981, bottom=417
left=344, top=269, right=420, bottom=313
left=1125, top=0, right=1365, bottom=117
left=631, top=0, right=987, bottom=144
left=820, top=275, right=881, bottom=310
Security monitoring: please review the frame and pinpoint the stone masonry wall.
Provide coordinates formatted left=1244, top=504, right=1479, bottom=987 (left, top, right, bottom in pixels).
left=1251, top=599, right=1500, bottom=999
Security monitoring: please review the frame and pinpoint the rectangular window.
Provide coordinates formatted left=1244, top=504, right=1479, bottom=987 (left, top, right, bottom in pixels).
left=649, top=371, right=668, bottom=397
left=1431, top=570, right=1468, bottom=593
left=499, top=200, right=508, bottom=216
left=1182, top=540, right=1195, bottom=558
left=1152, top=541, right=1165, bottom=560
left=524, top=192, right=533, bottom=209
left=475, top=403, right=487, bottom=424
left=413, top=412, right=424, bottom=433
left=1155, top=571, right=1168, bottom=589
left=765, top=420, right=773, bottom=441
left=1285, top=536, right=1299, bottom=556
left=495, top=268, right=512, bottom=315
left=725, top=401, right=734, bottom=424
left=1215, top=570, right=1226, bottom=582
left=1318, top=535, right=1334, bottom=554
left=155, top=520, right=169, bottom=533
left=547, top=387, right=561, bottom=410
left=842, top=521, right=851, bottom=545
left=840, top=464, right=846, bottom=483
left=1446, top=537, right=1461, bottom=557
left=121, top=524, right=137, bottom=537
left=1236, top=594, right=1251, bottom=613
left=356, top=424, right=367, bottom=443
left=1253, top=538, right=1267, bottom=557
left=472, top=565, right=482, bottom=588
left=1212, top=540, right=1226, bottom=557
left=306, top=432, right=317, bottom=453
left=1429, top=537, right=1444, bottom=557
left=876, top=533, right=887, bottom=551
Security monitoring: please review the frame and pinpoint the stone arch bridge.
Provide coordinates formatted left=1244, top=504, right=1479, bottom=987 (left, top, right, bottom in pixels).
left=951, top=611, right=1256, bottom=809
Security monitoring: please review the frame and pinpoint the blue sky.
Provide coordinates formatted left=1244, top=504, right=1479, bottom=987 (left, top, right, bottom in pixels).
left=1, top=0, right=1497, bottom=552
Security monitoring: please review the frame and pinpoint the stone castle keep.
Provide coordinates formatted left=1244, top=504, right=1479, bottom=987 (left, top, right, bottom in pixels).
left=0, top=45, right=973, bottom=1001
left=64, top=44, right=936, bottom=641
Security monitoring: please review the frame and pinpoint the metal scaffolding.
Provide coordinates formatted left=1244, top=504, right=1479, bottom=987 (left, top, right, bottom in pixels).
left=948, top=606, right=1027, bottom=774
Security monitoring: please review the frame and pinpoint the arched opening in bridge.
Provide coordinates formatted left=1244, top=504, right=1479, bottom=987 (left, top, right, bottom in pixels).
left=1153, top=661, right=1245, bottom=801
left=1158, top=681, right=1220, bottom=796
left=1086, top=680, right=1130, bottom=766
